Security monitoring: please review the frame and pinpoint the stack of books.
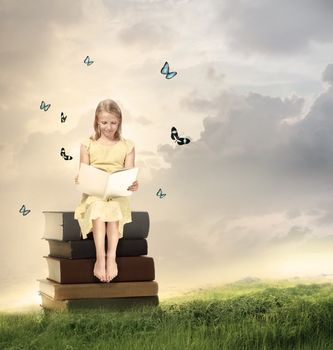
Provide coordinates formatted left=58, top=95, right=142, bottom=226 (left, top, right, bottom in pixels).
left=38, top=211, right=159, bottom=311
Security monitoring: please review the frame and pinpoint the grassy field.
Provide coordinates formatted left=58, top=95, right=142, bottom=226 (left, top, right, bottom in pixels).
left=1, top=279, right=332, bottom=350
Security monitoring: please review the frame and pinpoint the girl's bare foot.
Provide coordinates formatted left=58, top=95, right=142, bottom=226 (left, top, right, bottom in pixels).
left=106, top=255, right=118, bottom=282
left=94, top=257, right=106, bottom=282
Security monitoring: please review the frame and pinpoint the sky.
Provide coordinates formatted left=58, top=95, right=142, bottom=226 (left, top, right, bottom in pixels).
left=1, top=0, right=333, bottom=311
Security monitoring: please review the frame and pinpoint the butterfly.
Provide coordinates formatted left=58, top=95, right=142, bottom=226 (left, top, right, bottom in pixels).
left=60, top=147, right=73, bottom=160
left=60, top=112, right=67, bottom=123
left=40, top=100, right=51, bottom=111
left=171, top=126, right=191, bottom=145
left=156, top=188, right=166, bottom=199
left=160, top=61, right=177, bottom=79
left=84, top=55, right=94, bottom=66
left=19, top=204, right=31, bottom=216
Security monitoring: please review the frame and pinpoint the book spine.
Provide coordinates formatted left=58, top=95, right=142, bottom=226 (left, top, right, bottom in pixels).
left=103, top=172, right=111, bottom=199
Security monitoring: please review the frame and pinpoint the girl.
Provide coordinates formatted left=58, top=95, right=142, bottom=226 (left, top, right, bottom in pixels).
left=74, top=99, right=139, bottom=283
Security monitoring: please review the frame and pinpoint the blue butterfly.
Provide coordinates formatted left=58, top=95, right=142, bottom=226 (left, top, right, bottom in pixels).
left=40, top=101, right=51, bottom=111
left=19, top=204, right=31, bottom=216
left=84, top=55, right=94, bottom=66
left=156, top=188, right=166, bottom=199
left=61, top=112, right=67, bottom=123
left=171, top=126, right=191, bottom=145
left=60, top=147, right=73, bottom=160
left=160, top=61, right=177, bottom=79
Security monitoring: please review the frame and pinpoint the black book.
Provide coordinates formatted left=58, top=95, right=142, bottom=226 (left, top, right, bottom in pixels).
left=46, top=238, right=148, bottom=259
left=42, top=211, right=150, bottom=241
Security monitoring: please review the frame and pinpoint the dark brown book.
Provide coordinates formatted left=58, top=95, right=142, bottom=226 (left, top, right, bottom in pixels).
left=38, top=278, right=159, bottom=300
left=42, top=211, right=150, bottom=241
left=46, top=238, right=147, bottom=259
left=44, top=256, right=155, bottom=283
left=39, top=292, right=159, bottom=311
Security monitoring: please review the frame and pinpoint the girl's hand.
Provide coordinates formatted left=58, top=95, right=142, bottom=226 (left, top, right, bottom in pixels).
left=75, top=175, right=79, bottom=184
left=127, top=180, right=139, bottom=192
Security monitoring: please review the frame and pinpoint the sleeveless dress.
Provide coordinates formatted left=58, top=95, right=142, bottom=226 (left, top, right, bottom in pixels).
left=74, top=137, right=135, bottom=240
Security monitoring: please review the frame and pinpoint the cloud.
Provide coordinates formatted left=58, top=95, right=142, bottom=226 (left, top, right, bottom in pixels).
left=118, top=22, right=172, bottom=48
left=0, top=0, right=86, bottom=144
left=0, top=0, right=83, bottom=72
left=216, top=0, right=333, bottom=55
left=270, top=225, right=313, bottom=244
left=135, top=115, right=153, bottom=125
left=140, top=64, right=333, bottom=260
left=322, top=63, right=333, bottom=84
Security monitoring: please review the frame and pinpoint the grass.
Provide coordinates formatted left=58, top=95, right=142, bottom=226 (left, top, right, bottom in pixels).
left=0, top=279, right=332, bottom=350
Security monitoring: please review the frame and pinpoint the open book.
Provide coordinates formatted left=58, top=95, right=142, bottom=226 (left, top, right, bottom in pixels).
left=76, top=163, right=139, bottom=199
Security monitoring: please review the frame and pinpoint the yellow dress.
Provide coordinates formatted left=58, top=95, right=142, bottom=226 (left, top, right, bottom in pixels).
left=74, top=136, right=135, bottom=239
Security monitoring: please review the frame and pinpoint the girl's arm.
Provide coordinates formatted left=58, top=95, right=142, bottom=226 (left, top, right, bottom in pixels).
left=75, top=144, right=90, bottom=184
left=124, top=147, right=135, bottom=168
left=80, top=144, right=90, bottom=165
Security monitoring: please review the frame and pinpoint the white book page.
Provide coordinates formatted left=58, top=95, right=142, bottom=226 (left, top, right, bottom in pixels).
left=76, top=163, right=109, bottom=198
left=105, top=167, right=139, bottom=197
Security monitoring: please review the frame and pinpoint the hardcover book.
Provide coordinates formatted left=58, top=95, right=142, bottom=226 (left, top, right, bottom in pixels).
left=43, top=211, right=150, bottom=241
left=46, top=238, right=148, bottom=259
left=38, top=278, right=159, bottom=300
left=76, top=163, right=139, bottom=198
left=44, top=256, right=155, bottom=283
left=39, top=292, right=159, bottom=311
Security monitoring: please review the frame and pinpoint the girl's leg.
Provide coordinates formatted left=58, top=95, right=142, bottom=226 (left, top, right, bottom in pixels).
left=92, top=217, right=107, bottom=282
left=105, top=221, right=120, bottom=282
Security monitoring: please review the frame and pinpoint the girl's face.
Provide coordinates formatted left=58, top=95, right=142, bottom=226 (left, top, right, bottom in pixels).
left=97, top=111, right=120, bottom=139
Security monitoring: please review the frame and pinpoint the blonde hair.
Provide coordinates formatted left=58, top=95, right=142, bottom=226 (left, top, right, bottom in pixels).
left=90, top=99, right=123, bottom=141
